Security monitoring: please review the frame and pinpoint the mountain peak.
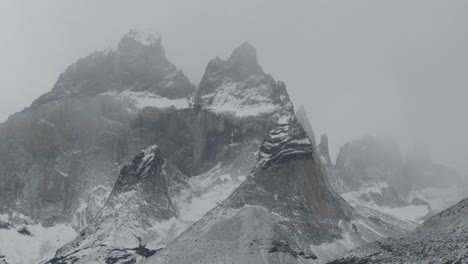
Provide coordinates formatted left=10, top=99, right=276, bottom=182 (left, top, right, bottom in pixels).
left=116, top=29, right=166, bottom=60
left=229, top=42, right=257, bottom=61
left=118, top=29, right=162, bottom=48
left=30, top=30, right=195, bottom=109
left=196, top=43, right=292, bottom=118
left=227, top=42, right=263, bottom=80
left=117, top=145, right=163, bottom=187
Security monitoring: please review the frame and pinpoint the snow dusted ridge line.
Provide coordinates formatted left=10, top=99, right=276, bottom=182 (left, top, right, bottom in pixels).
left=200, top=79, right=291, bottom=117
left=101, top=90, right=191, bottom=110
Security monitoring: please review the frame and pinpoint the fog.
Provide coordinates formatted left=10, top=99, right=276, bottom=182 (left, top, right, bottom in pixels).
left=1, top=0, right=467, bottom=173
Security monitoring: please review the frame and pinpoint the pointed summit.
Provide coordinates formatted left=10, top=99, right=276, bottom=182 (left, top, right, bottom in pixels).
left=119, top=29, right=162, bottom=47
left=227, top=42, right=263, bottom=80
left=318, top=134, right=332, bottom=167
left=30, top=30, right=195, bottom=108
left=50, top=145, right=187, bottom=263
left=196, top=42, right=292, bottom=119
left=117, top=29, right=165, bottom=59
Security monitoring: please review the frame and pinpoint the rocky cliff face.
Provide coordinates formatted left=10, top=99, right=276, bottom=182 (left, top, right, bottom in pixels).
left=31, top=38, right=310, bottom=264
left=141, top=117, right=408, bottom=264
left=195, top=42, right=292, bottom=119
left=143, top=118, right=345, bottom=264
left=0, top=33, right=276, bottom=264
left=190, top=41, right=294, bottom=175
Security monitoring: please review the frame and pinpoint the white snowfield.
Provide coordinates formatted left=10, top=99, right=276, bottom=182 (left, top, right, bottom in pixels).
left=341, top=181, right=430, bottom=224
left=0, top=214, right=77, bottom=264
left=102, top=90, right=190, bottom=110
left=201, top=79, right=290, bottom=117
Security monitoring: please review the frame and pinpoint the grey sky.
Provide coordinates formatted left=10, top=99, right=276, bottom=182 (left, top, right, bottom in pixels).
left=1, top=0, right=467, bottom=173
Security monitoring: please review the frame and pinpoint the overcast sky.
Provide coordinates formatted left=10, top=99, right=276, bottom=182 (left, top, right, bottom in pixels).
left=1, top=0, right=467, bottom=173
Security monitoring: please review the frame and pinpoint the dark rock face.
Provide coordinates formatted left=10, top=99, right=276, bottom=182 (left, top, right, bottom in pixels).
left=190, top=42, right=296, bottom=174
left=31, top=30, right=195, bottom=109
left=226, top=42, right=263, bottom=81
left=108, top=145, right=179, bottom=219
left=231, top=119, right=351, bottom=228
left=0, top=96, right=133, bottom=226
left=195, top=42, right=292, bottom=119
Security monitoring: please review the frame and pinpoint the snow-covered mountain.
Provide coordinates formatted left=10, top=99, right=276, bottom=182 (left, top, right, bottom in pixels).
left=38, top=34, right=329, bottom=263
left=31, top=29, right=195, bottom=110
left=195, top=42, right=292, bottom=118
left=45, top=144, right=251, bottom=264
left=0, top=29, right=463, bottom=264
left=0, top=30, right=200, bottom=264
left=329, top=197, right=468, bottom=264
left=0, top=29, right=197, bottom=227
left=140, top=117, right=414, bottom=264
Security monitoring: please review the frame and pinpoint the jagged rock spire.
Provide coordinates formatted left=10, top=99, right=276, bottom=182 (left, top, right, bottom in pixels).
left=227, top=42, right=263, bottom=80
left=30, top=30, right=195, bottom=108
left=196, top=42, right=293, bottom=119
left=318, top=134, right=332, bottom=167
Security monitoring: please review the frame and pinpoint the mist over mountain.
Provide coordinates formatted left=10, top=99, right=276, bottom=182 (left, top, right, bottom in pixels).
left=1, top=3, right=468, bottom=263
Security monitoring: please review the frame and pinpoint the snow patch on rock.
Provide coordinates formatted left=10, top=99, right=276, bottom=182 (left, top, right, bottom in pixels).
left=0, top=223, right=76, bottom=264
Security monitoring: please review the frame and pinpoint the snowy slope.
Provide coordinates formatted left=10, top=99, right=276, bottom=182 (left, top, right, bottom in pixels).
left=107, top=90, right=191, bottom=110
left=341, top=180, right=430, bottom=224
left=0, top=214, right=76, bottom=264
left=196, top=42, right=293, bottom=119
left=46, top=146, right=247, bottom=264
left=329, top=198, right=468, bottom=264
